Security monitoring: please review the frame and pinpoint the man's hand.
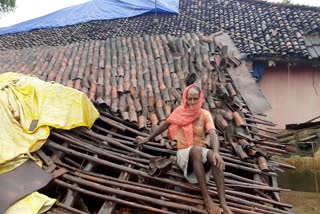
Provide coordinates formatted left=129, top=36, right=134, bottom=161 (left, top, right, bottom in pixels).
left=134, top=136, right=149, bottom=145
left=211, top=152, right=225, bottom=171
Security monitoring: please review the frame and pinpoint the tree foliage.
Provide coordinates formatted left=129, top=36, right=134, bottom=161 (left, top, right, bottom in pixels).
left=0, top=0, right=16, bottom=13
left=282, top=0, right=291, bottom=4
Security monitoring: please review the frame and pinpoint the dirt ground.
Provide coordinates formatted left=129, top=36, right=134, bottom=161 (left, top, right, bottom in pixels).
left=281, top=191, right=320, bottom=214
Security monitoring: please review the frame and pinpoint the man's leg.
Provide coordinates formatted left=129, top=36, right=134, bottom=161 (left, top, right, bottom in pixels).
left=189, top=146, right=222, bottom=214
left=207, top=150, right=233, bottom=214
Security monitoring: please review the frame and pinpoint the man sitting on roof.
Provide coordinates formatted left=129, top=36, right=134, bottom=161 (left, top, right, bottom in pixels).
left=137, top=84, right=233, bottom=214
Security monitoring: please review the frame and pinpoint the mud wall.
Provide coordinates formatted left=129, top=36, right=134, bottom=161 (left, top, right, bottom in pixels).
left=260, top=64, right=320, bottom=128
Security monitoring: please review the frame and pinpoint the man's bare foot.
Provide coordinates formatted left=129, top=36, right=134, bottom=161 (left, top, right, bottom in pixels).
left=204, top=200, right=223, bottom=214
left=221, top=203, right=233, bottom=214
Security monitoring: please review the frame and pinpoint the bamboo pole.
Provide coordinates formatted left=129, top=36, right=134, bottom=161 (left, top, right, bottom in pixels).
left=54, top=179, right=176, bottom=214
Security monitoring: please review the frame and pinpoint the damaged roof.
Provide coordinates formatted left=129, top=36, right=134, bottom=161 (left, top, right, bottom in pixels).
left=0, top=32, right=270, bottom=123
left=0, top=0, right=319, bottom=60
left=0, top=28, right=294, bottom=214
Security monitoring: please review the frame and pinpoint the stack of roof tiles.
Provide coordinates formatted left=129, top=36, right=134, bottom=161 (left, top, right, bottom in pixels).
left=0, top=0, right=319, bottom=60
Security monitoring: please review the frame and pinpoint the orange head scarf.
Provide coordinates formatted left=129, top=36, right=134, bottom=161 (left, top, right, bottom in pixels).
left=166, top=84, right=204, bottom=147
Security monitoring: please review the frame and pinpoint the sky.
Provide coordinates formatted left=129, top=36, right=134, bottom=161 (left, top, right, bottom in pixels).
left=0, top=0, right=89, bottom=27
left=0, top=0, right=319, bottom=28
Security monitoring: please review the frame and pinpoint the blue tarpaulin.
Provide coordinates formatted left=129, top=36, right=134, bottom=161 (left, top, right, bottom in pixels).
left=0, top=0, right=179, bottom=35
left=252, top=62, right=265, bottom=82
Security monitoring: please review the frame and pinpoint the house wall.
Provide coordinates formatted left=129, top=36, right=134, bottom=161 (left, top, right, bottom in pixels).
left=259, top=64, right=320, bottom=128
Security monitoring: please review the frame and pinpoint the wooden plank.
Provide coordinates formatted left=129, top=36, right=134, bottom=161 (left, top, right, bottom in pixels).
left=227, top=63, right=271, bottom=114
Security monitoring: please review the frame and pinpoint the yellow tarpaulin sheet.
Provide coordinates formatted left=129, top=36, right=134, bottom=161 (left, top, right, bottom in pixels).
left=0, top=72, right=100, bottom=213
left=5, top=192, right=56, bottom=214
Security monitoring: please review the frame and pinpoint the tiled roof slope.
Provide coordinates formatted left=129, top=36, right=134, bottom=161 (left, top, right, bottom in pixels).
left=0, top=0, right=319, bottom=59
left=0, top=32, right=269, bottom=126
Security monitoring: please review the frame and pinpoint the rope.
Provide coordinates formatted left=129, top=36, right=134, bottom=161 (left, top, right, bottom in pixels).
left=312, top=67, right=319, bottom=96
left=114, top=5, right=138, bottom=38
left=311, top=142, right=319, bottom=192
left=154, top=0, right=158, bottom=18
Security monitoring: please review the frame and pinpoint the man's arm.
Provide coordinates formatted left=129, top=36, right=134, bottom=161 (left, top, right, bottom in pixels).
left=208, top=128, right=225, bottom=170
left=137, top=121, right=170, bottom=144
left=208, top=129, right=219, bottom=152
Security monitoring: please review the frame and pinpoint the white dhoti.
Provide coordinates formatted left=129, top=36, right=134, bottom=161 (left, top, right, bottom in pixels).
left=176, top=147, right=212, bottom=184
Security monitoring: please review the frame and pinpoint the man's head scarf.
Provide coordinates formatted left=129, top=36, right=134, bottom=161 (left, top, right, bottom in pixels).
left=166, top=84, right=204, bottom=147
